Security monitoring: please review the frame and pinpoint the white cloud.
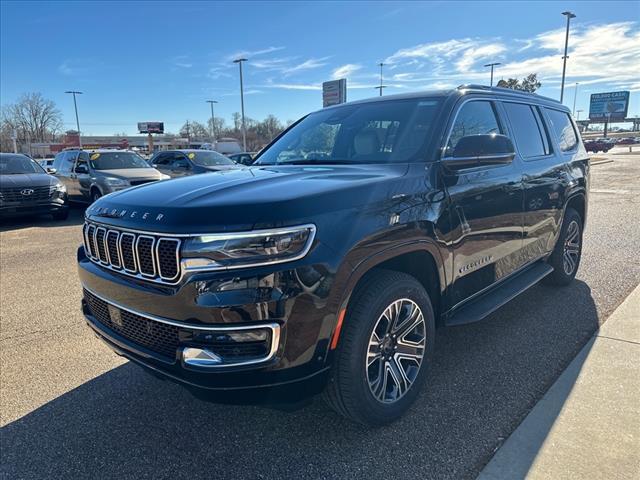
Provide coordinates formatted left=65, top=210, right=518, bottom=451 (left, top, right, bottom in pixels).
left=263, top=82, right=322, bottom=91
left=381, top=22, right=640, bottom=93
left=332, top=63, right=362, bottom=79
left=226, top=46, right=285, bottom=61
left=283, top=57, right=331, bottom=75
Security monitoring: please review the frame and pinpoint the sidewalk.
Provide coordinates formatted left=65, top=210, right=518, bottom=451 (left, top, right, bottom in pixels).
left=477, top=285, right=640, bottom=480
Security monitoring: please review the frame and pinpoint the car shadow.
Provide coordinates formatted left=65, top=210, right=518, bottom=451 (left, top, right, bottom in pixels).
left=0, top=204, right=86, bottom=232
left=0, top=280, right=599, bottom=480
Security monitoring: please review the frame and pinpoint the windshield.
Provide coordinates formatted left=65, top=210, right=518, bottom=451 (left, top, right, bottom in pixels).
left=187, top=151, right=235, bottom=166
left=255, top=98, right=443, bottom=165
left=89, top=151, right=151, bottom=170
left=0, top=154, right=46, bottom=174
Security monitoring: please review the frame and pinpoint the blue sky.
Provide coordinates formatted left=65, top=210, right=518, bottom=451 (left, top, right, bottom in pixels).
left=1, top=1, right=639, bottom=135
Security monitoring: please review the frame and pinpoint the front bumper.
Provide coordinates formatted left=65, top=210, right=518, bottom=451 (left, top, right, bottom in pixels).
left=0, top=199, right=67, bottom=218
left=78, top=243, right=340, bottom=399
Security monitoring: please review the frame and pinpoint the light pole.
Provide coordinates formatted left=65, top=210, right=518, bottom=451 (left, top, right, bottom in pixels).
left=206, top=100, right=218, bottom=142
left=233, top=58, right=248, bottom=152
left=65, top=90, right=83, bottom=148
left=484, top=62, right=501, bottom=87
left=560, top=11, right=576, bottom=104
left=572, top=82, right=579, bottom=116
left=375, top=62, right=386, bottom=96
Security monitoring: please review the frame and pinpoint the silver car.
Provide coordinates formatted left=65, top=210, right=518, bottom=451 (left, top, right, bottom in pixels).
left=52, top=149, right=169, bottom=203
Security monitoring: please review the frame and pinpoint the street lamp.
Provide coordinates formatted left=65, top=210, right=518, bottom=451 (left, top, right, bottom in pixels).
left=233, top=58, right=248, bottom=152
left=483, top=62, right=501, bottom=87
left=572, top=82, right=579, bottom=116
left=375, top=62, right=386, bottom=96
left=560, top=11, right=576, bottom=103
left=206, top=100, right=218, bottom=142
left=65, top=90, right=83, bottom=148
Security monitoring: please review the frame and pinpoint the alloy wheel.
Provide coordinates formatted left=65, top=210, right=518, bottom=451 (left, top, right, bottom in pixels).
left=366, top=299, right=426, bottom=404
left=563, top=220, right=580, bottom=275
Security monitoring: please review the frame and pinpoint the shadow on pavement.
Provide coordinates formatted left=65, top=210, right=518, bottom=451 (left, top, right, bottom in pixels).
left=0, top=281, right=599, bottom=480
left=0, top=205, right=86, bottom=232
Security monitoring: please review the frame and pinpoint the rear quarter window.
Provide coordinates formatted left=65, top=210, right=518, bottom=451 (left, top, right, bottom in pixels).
left=545, top=108, right=578, bottom=152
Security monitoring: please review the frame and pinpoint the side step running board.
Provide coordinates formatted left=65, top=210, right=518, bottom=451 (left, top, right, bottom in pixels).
left=445, top=262, right=553, bottom=327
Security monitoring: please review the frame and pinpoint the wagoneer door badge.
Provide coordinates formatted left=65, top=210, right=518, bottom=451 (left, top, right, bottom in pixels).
left=459, top=255, right=493, bottom=275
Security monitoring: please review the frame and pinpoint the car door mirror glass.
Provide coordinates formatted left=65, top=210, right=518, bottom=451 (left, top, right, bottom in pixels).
left=46, top=167, right=57, bottom=174
left=443, top=134, right=515, bottom=169
left=75, top=164, right=89, bottom=174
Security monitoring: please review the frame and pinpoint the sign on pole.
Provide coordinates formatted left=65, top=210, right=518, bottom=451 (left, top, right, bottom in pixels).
left=137, top=122, right=165, bottom=134
left=322, top=79, right=347, bottom=107
left=588, top=91, right=630, bottom=121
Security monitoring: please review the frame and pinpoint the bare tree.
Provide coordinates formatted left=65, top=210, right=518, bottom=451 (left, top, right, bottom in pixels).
left=1, top=92, right=63, bottom=144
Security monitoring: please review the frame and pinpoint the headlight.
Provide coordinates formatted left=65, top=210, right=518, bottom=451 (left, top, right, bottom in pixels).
left=160, top=174, right=171, bottom=180
left=54, top=183, right=66, bottom=192
left=104, top=177, right=129, bottom=186
left=183, top=224, right=316, bottom=271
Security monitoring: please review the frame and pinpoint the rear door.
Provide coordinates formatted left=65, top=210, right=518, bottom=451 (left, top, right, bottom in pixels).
left=501, top=101, right=567, bottom=262
left=443, top=97, right=525, bottom=306
left=55, top=151, right=78, bottom=194
left=151, top=152, right=173, bottom=176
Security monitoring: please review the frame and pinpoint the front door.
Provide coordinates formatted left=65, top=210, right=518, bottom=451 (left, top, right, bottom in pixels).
left=443, top=98, right=525, bottom=307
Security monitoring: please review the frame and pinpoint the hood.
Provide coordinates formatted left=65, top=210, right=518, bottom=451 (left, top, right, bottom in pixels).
left=95, top=168, right=163, bottom=181
left=0, top=173, right=58, bottom=189
left=86, top=164, right=409, bottom=233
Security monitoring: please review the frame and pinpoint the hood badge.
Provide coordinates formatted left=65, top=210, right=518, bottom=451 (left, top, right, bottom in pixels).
left=90, top=205, right=164, bottom=222
left=20, top=189, right=34, bottom=196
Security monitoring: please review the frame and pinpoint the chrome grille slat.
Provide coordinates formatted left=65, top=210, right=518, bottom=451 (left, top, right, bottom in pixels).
left=83, top=221, right=181, bottom=285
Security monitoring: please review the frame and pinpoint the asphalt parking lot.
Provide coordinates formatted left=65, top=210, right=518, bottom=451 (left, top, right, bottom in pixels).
left=1, top=150, right=639, bottom=480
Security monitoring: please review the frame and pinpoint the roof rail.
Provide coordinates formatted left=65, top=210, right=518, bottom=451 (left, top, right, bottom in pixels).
left=456, top=84, right=561, bottom=104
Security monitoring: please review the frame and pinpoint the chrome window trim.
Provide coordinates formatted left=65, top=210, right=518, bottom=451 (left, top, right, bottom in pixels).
left=106, top=230, right=122, bottom=269
left=119, top=232, right=138, bottom=273
left=83, top=285, right=281, bottom=368
left=135, top=235, right=156, bottom=277
left=155, top=238, right=181, bottom=281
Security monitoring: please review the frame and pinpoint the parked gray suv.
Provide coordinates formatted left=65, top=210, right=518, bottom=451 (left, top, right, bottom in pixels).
left=52, top=149, right=169, bottom=203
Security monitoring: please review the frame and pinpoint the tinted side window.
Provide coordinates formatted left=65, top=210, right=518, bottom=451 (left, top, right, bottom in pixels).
left=52, top=152, right=64, bottom=170
left=75, top=152, right=90, bottom=171
left=503, top=102, right=547, bottom=158
left=153, top=153, right=171, bottom=166
left=447, top=101, right=502, bottom=154
left=58, top=151, right=77, bottom=174
left=545, top=109, right=578, bottom=152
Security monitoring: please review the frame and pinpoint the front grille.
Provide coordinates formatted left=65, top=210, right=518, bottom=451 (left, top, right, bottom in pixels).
left=83, top=289, right=276, bottom=364
left=83, top=221, right=181, bottom=284
left=0, top=185, right=55, bottom=203
left=130, top=179, right=156, bottom=186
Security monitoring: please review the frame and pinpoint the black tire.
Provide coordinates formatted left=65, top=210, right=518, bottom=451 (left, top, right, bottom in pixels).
left=91, top=190, right=102, bottom=203
left=52, top=208, right=69, bottom=221
left=323, top=270, right=436, bottom=426
left=543, top=207, right=583, bottom=286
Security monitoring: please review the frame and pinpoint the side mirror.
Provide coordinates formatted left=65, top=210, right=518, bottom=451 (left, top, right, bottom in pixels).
left=443, top=134, right=515, bottom=170
left=46, top=167, right=57, bottom=174
left=75, top=164, right=89, bottom=174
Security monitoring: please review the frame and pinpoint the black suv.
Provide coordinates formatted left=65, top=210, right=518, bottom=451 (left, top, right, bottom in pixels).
left=78, top=86, right=588, bottom=425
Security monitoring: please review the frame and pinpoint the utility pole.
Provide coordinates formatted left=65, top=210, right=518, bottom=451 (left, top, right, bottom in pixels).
left=572, top=82, right=579, bottom=116
left=206, top=100, right=218, bottom=142
left=484, top=62, right=501, bottom=86
left=560, top=11, right=576, bottom=103
left=65, top=90, right=83, bottom=147
left=234, top=58, right=248, bottom=151
left=375, top=62, right=386, bottom=96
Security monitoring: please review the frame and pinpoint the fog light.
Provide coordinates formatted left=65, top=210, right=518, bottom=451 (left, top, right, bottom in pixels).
left=192, top=329, right=269, bottom=344
left=182, top=347, right=222, bottom=367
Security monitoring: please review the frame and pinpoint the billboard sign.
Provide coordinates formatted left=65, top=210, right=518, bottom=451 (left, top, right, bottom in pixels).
left=138, top=122, right=164, bottom=134
left=322, top=79, right=347, bottom=107
left=589, top=91, right=630, bottom=121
